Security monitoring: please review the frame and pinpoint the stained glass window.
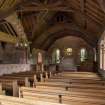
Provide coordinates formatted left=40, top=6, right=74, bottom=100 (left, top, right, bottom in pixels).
left=64, top=48, right=72, bottom=56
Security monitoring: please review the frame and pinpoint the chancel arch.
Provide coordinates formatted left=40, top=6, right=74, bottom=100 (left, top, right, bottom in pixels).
left=48, top=36, right=94, bottom=72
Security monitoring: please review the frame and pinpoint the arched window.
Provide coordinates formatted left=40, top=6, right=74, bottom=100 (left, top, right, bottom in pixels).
left=37, top=52, right=43, bottom=64
left=57, top=15, right=64, bottom=22
left=56, top=49, right=60, bottom=64
left=80, top=48, right=87, bottom=62
left=52, top=49, right=61, bottom=64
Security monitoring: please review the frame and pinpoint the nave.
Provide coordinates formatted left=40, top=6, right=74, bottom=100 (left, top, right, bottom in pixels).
left=0, top=0, right=105, bottom=105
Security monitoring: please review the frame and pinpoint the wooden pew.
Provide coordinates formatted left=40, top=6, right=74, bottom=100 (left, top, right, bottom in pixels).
left=0, top=95, right=67, bottom=105
left=45, top=78, right=105, bottom=85
left=55, top=72, right=101, bottom=80
left=0, top=70, right=52, bottom=96
left=34, top=85, right=105, bottom=97
left=35, top=83, right=105, bottom=94
left=20, top=86, right=105, bottom=98
left=47, top=71, right=105, bottom=84
left=0, top=76, right=34, bottom=96
left=0, top=79, right=24, bottom=97
left=0, top=70, right=51, bottom=87
left=3, top=71, right=44, bottom=82
left=60, top=72, right=98, bottom=75
left=51, top=75, right=100, bottom=80
left=35, top=81, right=105, bottom=90
left=0, top=75, right=34, bottom=96
left=19, top=87, right=105, bottom=105
left=3, top=70, right=52, bottom=82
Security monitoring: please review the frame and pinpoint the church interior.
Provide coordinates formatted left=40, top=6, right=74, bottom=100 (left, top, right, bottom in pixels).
left=0, top=0, right=105, bottom=105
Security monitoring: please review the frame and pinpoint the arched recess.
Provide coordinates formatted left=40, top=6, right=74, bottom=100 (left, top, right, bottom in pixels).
left=47, top=36, right=94, bottom=72
left=51, top=48, right=61, bottom=64
left=40, top=29, right=97, bottom=50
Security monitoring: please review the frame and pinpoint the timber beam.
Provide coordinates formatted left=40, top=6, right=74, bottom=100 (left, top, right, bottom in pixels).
left=0, top=31, right=18, bottom=44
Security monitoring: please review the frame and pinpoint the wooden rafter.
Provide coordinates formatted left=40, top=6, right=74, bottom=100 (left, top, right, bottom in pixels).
left=5, top=0, right=104, bottom=49
left=80, top=0, right=87, bottom=28
left=31, top=11, right=55, bottom=41
left=0, top=31, right=18, bottom=43
left=97, top=0, right=105, bottom=13
left=17, top=6, right=73, bottom=12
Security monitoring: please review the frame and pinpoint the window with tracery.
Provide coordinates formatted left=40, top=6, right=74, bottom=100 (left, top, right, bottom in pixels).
left=64, top=48, right=73, bottom=56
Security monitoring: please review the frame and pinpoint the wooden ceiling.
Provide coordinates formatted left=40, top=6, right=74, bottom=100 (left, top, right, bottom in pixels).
left=1, top=0, right=105, bottom=50
left=0, top=20, right=18, bottom=37
left=0, top=0, right=25, bottom=19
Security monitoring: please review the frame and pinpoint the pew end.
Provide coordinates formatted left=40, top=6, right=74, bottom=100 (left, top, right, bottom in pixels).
left=25, top=77, right=30, bottom=87
left=13, top=80, right=19, bottom=97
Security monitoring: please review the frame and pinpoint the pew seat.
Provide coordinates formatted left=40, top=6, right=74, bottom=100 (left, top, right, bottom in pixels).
left=35, top=85, right=105, bottom=97
left=46, top=78, right=105, bottom=85
left=35, top=81, right=105, bottom=90
left=19, top=87, right=105, bottom=105
left=0, top=95, right=67, bottom=105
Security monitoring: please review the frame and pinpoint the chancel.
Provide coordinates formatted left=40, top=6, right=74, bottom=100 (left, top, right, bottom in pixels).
left=0, top=0, right=105, bottom=105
